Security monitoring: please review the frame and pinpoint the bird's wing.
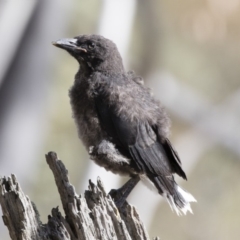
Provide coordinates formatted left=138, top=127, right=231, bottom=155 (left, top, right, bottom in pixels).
left=162, top=138, right=187, bottom=179
left=94, top=94, right=186, bottom=180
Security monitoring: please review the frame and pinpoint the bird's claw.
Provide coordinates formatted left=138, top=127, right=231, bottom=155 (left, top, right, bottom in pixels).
left=109, top=188, right=127, bottom=209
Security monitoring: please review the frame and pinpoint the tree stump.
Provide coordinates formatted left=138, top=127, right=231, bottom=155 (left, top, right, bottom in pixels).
left=0, top=152, right=159, bottom=240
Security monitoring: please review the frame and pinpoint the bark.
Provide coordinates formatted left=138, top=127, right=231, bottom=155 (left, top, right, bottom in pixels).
left=0, top=152, right=159, bottom=240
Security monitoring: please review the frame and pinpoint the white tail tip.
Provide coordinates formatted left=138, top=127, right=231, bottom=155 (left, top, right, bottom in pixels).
left=166, top=186, right=197, bottom=216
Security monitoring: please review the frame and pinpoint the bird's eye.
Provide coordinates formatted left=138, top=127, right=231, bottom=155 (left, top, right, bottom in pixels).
left=88, top=42, right=95, bottom=49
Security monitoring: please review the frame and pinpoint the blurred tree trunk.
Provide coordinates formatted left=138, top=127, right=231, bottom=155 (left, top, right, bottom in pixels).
left=0, top=152, right=158, bottom=240
left=134, top=0, right=163, bottom=79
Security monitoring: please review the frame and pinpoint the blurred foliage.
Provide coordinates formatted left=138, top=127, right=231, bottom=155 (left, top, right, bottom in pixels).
left=132, top=0, right=240, bottom=103
left=151, top=146, right=240, bottom=240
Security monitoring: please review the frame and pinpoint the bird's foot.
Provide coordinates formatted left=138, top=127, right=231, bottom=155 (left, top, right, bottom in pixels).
left=109, top=188, right=127, bottom=209
left=108, top=175, right=140, bottom=209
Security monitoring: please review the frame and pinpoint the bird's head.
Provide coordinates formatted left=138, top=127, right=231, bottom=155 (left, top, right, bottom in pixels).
left=52, top=34, right=124, bottom=73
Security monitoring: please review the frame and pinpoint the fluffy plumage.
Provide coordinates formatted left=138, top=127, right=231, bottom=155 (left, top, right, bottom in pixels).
left=53, top=34, right=196, bottom=215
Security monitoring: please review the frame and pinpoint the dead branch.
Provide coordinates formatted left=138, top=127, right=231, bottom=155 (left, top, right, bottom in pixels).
left=0, top=152, right=158, bottom=240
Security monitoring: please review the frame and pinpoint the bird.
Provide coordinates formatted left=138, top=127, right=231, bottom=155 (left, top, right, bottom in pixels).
left=52, top=34, right=196, bottom=215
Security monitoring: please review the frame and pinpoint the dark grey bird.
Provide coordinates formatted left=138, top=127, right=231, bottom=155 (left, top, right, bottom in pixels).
left=52, top=34, right=196, bottom=215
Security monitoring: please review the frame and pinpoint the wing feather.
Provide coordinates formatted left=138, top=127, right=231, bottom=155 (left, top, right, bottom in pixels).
left=94, top=94, right=186, bottom=180
left=162, top=138, right=187, bottom=180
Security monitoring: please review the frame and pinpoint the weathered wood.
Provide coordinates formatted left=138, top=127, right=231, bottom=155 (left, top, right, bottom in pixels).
left=0, top=174, right=42, bottom=240
left=0, top=152, right=157, bottom=240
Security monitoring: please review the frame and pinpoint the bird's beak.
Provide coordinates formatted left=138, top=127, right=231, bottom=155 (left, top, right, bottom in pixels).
left=52, top=38, right=87, bottom=52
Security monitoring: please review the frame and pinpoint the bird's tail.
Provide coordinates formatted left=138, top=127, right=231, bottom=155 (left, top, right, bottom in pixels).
left=150, top=175, right=197, bottom=215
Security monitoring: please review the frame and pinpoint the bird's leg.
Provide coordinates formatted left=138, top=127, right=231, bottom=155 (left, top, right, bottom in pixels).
left=109, top=175, right=140, bottom=209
